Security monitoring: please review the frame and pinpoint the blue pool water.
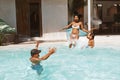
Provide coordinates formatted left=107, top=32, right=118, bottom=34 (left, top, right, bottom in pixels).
left=0, top=45, right=120, bottom=80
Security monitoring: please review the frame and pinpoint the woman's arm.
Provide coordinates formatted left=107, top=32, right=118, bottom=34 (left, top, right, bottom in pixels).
left=80, top=22, right=89, bottom=33
left=60, top=22, right=73, bottom=31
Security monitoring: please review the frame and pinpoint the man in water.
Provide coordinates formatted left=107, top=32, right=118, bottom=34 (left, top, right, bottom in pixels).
left=30, top=41, right=56, bottom=74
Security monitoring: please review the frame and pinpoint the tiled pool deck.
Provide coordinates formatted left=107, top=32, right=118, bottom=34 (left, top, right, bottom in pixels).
left=0, top=32, right=120, bottom=49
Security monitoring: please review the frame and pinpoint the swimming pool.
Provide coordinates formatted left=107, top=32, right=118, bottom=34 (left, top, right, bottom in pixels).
left=0, top=44, right=120, bottom=80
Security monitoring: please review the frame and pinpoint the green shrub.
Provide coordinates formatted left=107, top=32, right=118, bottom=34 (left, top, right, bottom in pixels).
left=0, top=19, right=16, bottom=45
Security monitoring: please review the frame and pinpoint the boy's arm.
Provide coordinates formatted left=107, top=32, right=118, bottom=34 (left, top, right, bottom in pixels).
left=40, top=48, right=56, bottom=60
left=35, top=41, right=40, bottom=49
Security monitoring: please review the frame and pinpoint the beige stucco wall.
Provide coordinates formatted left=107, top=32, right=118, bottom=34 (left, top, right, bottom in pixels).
left=41, top=0, right=68, bottom=33
left=0, top=0, right=16, bottom=28
left=0, top=0, right=68, bottom=34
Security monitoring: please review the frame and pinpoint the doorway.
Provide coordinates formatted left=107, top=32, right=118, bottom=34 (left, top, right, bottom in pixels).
left=29, top=3, right=42, bottom=37
left=16, top=0, right=42, bottom=37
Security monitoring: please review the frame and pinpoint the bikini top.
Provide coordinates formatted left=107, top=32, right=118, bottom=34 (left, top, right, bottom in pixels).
left=72, top=25, right=79, bottom=29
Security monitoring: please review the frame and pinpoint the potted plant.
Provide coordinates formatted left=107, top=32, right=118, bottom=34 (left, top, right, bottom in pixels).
left=0, top=32, right=5, bottom=45
left=0, top=19, right=16, bottom=46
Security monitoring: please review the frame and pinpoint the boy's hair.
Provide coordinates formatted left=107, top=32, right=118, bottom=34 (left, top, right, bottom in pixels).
left=90, top=33, right=95, bottom=39
left=31, top=49, right=41, bottom=56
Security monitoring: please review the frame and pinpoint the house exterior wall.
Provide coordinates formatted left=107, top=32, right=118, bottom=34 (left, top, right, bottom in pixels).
left=1, top=0, right=119, bottom=35
left=0, top=0, right=16, bottom=28
left=94, top=1, right=120, bottom=22
left=41, top=0, right=68, bottom=33
left=0, top=0, right=68, bottom=34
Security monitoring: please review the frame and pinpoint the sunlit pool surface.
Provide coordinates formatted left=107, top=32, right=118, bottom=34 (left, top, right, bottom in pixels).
left=0, top=45, right=120, bottom=80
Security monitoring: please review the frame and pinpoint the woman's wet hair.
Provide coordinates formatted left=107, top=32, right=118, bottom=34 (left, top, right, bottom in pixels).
left=73, top=14, right=82, bottom=20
